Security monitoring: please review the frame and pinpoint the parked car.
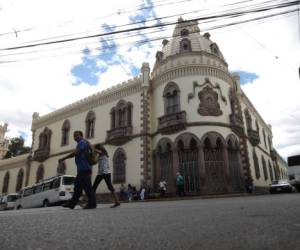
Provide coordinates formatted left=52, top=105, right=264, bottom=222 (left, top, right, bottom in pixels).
left=269, top=180, right=296, bottom=194
left=0, top=193, right=19, bottom=210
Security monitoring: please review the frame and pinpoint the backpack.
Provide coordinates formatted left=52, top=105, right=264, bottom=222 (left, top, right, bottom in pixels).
left=85, top=142, right=99, bottom=166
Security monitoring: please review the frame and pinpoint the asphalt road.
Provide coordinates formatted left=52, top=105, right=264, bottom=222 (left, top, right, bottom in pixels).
left=0, top=194, right=300, bottom=250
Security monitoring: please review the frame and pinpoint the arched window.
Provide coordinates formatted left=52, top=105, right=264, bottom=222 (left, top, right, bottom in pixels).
left=36, top=164, right=44, bottom=183
left=268, top=160, right=274, bottom=181
left=127, top=103, right=133, bottom=126
left=268, top=137, right=272, bottom=151
left=244, top=109, right=252, bottom=130
left=61, top=120, right=70, bottom=146
left=113, top=148, right=126, bottom=183
left=210, top=43, right=219, bottom=56
left=263, top=130, right=267, bottom=149
left=262, top=156, right=268, bottom=180
left=38, top=127, right=52, bottom=150
left=156, top=51, right=163, bottom=62
left=253, top=149, right=260, bottom=179
left=16, top=168, right=24, bottom=192
left=110, top=108, right=116, bottom=129
left=255, top=120, right=260, bottom=139
left=110, top=100, right=133, bottom=129
left=2, top=171, right=10, bottom=194
left=57, top=162, right=66, bottom=175
left=85, top=111, right=96, bottom=138
left=180, top=38, right=192, bottom=52
left=163, top=82, right=181, bottom=114
left=180, top=29, right=189, bottom=37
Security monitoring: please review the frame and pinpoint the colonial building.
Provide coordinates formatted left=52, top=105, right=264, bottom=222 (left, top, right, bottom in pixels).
left=0, top=18, right=288, bottom=196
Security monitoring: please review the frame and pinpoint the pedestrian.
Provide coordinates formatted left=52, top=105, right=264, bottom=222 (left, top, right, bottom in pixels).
left=92, top=145, right=120, bottom=208
left=127, top=184, right=133, bottom=202
left=140, top=187, right=145, bottom=201
left=58, top=130, right=96, bottom=209
left=176, top=172, right=184, bottom=196
left=159, top=180, right=167, bottom=197
left=119, top=183, right=126, bottom=201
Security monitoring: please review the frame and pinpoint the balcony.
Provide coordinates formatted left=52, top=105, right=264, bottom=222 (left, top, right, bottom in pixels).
left=158, top=111, right=187, bottom=135
left=106, top=126, right=133, bottom=146
left=247, top=129, right=260, bottom=146
left=229, top=113, right=244, bottom=136
left=33, top=148, right=50, bottom=162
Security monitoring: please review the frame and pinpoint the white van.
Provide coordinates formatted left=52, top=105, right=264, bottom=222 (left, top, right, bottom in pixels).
left=0, top=193, right=19, bottom=210
left=15, top=175, right=75, bottom=209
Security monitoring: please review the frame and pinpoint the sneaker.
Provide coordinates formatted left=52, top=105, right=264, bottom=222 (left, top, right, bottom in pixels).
left=110, top=203, right=120, bottom=208
left=62, top=203, right=75, bottom=209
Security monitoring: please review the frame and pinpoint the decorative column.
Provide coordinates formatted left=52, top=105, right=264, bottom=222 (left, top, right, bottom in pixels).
left=198, top=145, right=206, bottom=191
left=222, top=144, right=231, bottom=192
left=171, top=146, right=179, bottom=193
left=140, top=62, right=151, bottom=188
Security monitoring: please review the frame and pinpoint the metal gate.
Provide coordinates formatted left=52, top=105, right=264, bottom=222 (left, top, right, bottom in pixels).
left=178, top=149, right=200, bottom=193
left=228, top=149, right=243, bottom=191
left=204, top=148, right=226, bottom=193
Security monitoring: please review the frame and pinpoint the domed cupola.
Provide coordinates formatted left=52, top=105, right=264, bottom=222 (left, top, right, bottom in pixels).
left=152, top=17, right=228, bottom=77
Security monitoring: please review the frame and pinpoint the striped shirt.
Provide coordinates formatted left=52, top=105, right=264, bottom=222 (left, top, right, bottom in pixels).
left=97, top=155, right=110, bottom=175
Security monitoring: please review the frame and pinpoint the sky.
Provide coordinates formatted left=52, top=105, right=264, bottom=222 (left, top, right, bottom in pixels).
left=0, top=0, right=299, bottom=160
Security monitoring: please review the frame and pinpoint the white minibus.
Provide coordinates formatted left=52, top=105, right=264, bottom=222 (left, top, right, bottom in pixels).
left=0, top=193, right=19, bottom=210
left=15, top=175, right=75, bottom=209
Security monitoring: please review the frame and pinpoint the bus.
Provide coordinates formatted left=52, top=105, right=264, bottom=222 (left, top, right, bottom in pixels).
left=15, top=175, right=75, bottom=209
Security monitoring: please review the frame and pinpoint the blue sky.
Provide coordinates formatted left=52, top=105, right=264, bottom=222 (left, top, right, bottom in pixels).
left=71, top=0, right=160, bottom=86
left=235, top=71, right=259, bottom=85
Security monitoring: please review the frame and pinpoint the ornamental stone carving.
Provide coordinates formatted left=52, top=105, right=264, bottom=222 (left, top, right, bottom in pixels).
left=198, top=86, right=222, bottom=116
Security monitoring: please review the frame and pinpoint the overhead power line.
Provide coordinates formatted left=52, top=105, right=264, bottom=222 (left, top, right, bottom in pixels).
left=0, top=0, right=298, bottom=64
left=0, top=0, right=298, bottom=52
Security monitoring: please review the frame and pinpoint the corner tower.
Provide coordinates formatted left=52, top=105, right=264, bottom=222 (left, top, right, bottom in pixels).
left=151, top=18, right=249, bottom=194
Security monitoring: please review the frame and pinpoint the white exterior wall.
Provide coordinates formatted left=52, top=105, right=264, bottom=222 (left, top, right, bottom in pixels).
left=29, top=88, right=143, bottom=190
left=240, top=99, right=276, bottom=187
left=151, top=75, right=232, bottom=132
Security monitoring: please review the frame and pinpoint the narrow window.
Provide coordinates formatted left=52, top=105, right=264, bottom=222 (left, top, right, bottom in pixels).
left=61, top=120, right=70, bottom=146
left=85, top=111, right=96, bottom=138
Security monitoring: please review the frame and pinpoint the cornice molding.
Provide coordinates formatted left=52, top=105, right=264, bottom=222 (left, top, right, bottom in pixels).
left=32, top=77, right=142, bottom=130
left=152, top=60, right=233, bottom=90
left=0, top=154, right=29, bottom=170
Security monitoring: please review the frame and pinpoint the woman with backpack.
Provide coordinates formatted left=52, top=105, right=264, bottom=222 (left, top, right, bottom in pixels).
left=92, top=145, right=120, bottom=208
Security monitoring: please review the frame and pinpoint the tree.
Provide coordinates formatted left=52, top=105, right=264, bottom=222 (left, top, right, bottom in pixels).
left=4, top=137, right=30, bottom=159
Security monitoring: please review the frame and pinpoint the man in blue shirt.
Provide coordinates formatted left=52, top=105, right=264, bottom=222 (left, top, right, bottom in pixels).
left=59, top=130, right=96, bottom=209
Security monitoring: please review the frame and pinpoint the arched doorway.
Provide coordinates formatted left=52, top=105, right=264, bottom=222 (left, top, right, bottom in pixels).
left=227, top=135, right=243, bottom=191
left=175, top=133, right=201, bottom=193
left=154, top=138, right=174, bottom=192
left=203, top=133, right=226, bottom=193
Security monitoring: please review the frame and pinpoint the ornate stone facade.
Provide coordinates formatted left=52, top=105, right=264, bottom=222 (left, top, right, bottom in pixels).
left=0, top=18, right=288, bottom=196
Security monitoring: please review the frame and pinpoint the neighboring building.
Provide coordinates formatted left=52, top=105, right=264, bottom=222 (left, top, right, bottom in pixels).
left=0, top=154, right=30, bottom=195
left=0, top=123, right=9, bottom=160
left=0, top=18, right=288, bottom=196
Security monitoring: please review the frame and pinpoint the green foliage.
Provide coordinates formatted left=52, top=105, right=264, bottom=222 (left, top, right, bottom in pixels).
left=4, top=137, right=30, bottom=159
